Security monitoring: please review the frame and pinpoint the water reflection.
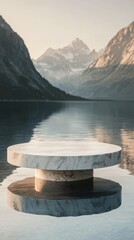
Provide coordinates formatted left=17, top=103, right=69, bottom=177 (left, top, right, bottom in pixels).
left=32, top=101, right=134, bottom=174
left=7, top=177, right=122, bottom=216
left=0, top=101, right=134, bottom=184
left=0, top=102, right=64, bottom=183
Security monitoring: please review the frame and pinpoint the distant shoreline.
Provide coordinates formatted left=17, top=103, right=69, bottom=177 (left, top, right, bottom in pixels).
left=0, top=99, right=133, bottom=102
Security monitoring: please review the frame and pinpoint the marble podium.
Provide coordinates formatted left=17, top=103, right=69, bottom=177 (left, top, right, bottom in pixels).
left=7, top=177, right=122, bottom=216
left=7, top=140, right=122, bottom=215
left=7, top=140, right=122, bottom=194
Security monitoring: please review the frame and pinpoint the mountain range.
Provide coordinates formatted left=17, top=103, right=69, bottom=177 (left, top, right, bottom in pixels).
left=0, top=16, right=80, bottom=100
left=73, top=21, right=134, bottom=100
left=33, top=38, right=101, bottom=92
left=34, top=21, right=134, bottom=100
left=0, top=15, right=134, bottom=101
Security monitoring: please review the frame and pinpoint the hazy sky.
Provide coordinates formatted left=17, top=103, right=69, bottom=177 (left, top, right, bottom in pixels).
left=0, top=0, right=134, bottom=58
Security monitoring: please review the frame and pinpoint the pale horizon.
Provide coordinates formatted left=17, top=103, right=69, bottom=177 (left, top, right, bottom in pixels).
left=0, top=0, right=134, bottom=59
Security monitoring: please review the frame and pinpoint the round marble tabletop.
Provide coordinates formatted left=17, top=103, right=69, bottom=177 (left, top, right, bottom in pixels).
left=7, top=140, right=122, bottom=170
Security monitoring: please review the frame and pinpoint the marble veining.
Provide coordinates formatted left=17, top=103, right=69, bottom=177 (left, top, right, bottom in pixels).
left=7, top=177, right=122, bottom=216
left=7, top=140, right=122, bottom=170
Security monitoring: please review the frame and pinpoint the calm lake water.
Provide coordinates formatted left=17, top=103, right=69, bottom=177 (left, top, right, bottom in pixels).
left=0, top=101, right=134, bottom=240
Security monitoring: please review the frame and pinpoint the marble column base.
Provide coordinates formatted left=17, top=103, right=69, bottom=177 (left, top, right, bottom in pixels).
left=35, top=169, right=93, bottom=193
left=35, top=169, right=93, bottom=181
left=7, top=177, right=122, bottom=216
left=35, top=178, right=93, bottom=194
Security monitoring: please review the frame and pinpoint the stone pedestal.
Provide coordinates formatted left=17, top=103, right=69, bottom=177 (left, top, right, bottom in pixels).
left=7, top=140, right=122, bottom=196
left=35, top=169, right=93, bottom=192
left=7, top=177, right=122, bottom=216
left=35, top=169, right=93, bottom=181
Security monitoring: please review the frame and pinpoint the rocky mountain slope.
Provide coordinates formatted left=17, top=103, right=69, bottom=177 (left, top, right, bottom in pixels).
left=34, top=38, right=100, bottom=92
left=0, top=16, right=79, bottom=100
left=73, top=22, right=134, bottom=100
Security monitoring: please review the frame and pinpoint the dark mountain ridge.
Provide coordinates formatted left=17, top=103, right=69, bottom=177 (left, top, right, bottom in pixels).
left=0, top=16, right=81, bottom=100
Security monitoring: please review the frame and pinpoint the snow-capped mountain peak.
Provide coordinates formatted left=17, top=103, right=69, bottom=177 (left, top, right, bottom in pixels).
left=34, top=39, right=99, bottom=92
left=44, top=48, right=55, bottom=55
left=69, top=38, right=90, bottom=52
